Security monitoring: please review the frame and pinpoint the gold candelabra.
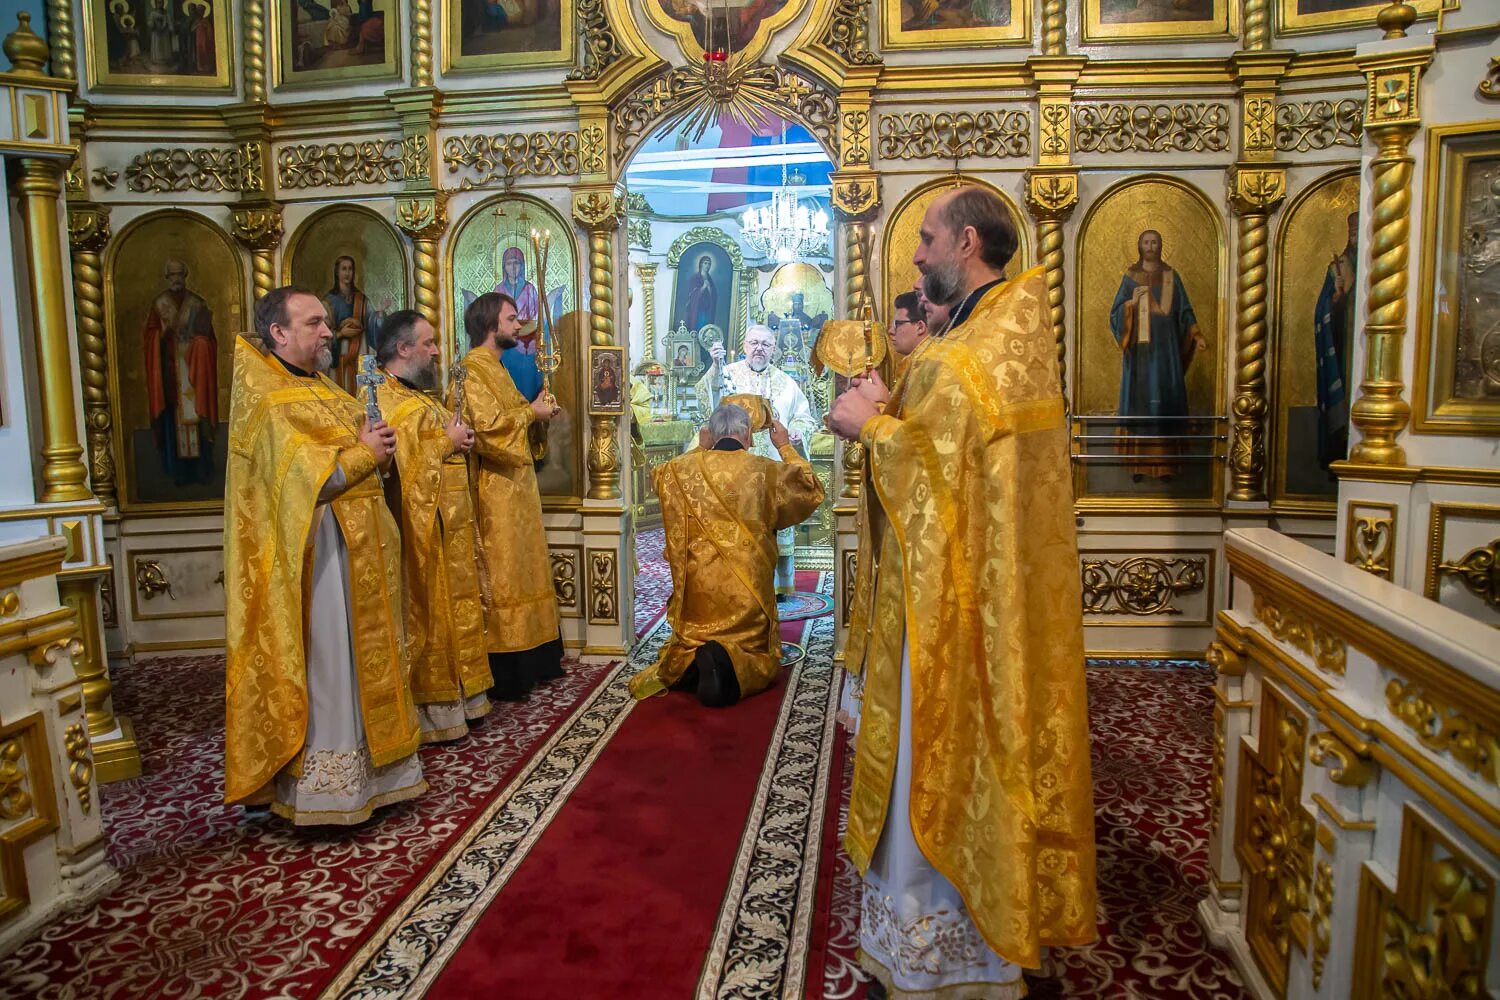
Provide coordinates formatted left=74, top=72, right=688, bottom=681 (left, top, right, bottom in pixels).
left=528, top=226, right=561, bottom=398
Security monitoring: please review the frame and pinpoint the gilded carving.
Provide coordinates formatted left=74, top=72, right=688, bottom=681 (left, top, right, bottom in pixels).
left=588, top=549, right=618, bottom=625
left=401, top=134, right=430, bottom=182
left=229, top=206, right=284, bottom=252
left=100, top=572, right=117, bottom=629
left=1310, top=860, right=1333, bottom=990
left=572, top=189, right=624, bottom=232
left=627, top=217, right=652, bottom=252
left=1227, top=166, right=1285, bottom=502
left=1251, top=592, right=1347, bottom=675
left=395, top=192, right=448, bottom=241
left=580, top=124, right=606, bottom=176
left=1436, top=540, right=1498, bottom=610
left=841, top=110, right=871, bottom=167
left=442, top=132, right=581, bottom=190
left=1375, top=852, right=1489, bottom=999
left=90, top=167, right=119, bottom=191
left=276, top=141, right=406, bottom=189
left=1211, top=703, right=1226, bottom=837
left=876, top=111, right=1030, bottom=161
left=842, top=549, right=857, bottom=628
left=1025, top=171, right=1078, bottom=392
left=1350, top=513, right=1396, bottom=580
left=0, top=740, right=32, bottom=821
left=635, top=262, right=658, bottom=355
left=64, top=723, right=92, bottom=815
left=1080, top=557, right=1206, bottom=616
left=45, top=0, right=75, bottom=81
left=1274, top=99, right=1363, bottom=152
left=822, top=0, right=881, bottom=66
left=550, top=549, right=578, bottom=610
left=567, top=0, right=623, bottom=83
left=1308, top=729, right=1374, bottom=787
left=124, top=147, right=256, bottom=193
left=134, top=560, right=175, bottom=601
left=1482, top=58, right=1500, bottom=100
left=68, top=205, right=117, bottom=509
left=1243, top=96, right=1275, bottom=154
left=1073, top=103, right=1232, bottom=153
left=1385, top=678, right=1498, bottom=787
left=1205, top=639, right=1244, bottom=677
left=1039, top=103, right=1070, bottom=158
left=831, top=176, right=879, bottom=221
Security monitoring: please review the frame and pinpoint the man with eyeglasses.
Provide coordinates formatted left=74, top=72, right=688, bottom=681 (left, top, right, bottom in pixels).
left=889, top=290, right=930, bottom=358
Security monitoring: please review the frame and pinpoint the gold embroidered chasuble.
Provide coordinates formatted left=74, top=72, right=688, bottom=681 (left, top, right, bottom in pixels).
left=449, top=347, right=560, bottom=653
left=223, top=336, right=418, bottom=805
left=630, top=443, right=824, bottom=700
left=843, top=268, right=1098, bottom=968
left=369, top=374, right=493, bottom=707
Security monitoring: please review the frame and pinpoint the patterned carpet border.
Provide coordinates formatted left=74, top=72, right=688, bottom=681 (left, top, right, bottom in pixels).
left=697, top=594, right=838, bottom=1000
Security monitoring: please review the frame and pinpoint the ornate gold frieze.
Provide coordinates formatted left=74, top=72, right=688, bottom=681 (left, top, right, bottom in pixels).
left=1346, top=504, right=1397, bottom=581
left=1239, top=699, right=1314, bottom=994
left=1311, top=859, right=1333, bottom=990
left=1039, top=103, right=1070, bottom=159
left=442, top=132, right=582, bottom=190
left=123, top=146, right=259, bottom=194
left=1309, top=729, right=1375, bottom=787
left=276, top=141, right=406, bottom=189
left=876, top=111, right=1030, bottom=160
left=90, top=166, right=119, bottom=191
left=1227, top=165, right=1285, bottom=502
left=587, top=549, right=619, bottom=625
left=821, top=0, right=882, bottom=66
left=1072, top=103, right=1232, bottom=153
left=64, top=723, right=91, bottom=815
left=612, top=65, right=838, bottom=161
left=580, top=123, right=606, bottom=176
left=567, top=0, right=624, bottom=83
left=1080, top=557, right=1206, bottom=616
left=1274, top=99, right=1363, bottom=151
left=1252, top=592, right=1346, bottom=675
left=550, top=549, right=579, bottom=611
left=1436, top=540, right=1498, bottom=611
left=67, top=204, right=116, bottom=510
left=1385, top=678, right=1498, bottom=787
left=1243, top=97, right=1275, bottom=155
left=840, top=110, right=871, bottom=166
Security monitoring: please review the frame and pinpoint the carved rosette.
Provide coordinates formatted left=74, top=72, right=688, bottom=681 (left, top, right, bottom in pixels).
left=1349, top=44, right=1431, bottom=466
left=1025, top=171, right=1079, bottom=392
left=230, top=205, right=285, bottom=302
left=67, top=205, right=116, bottom=509
left=573, top=187, right=624, bottom=501
left=1227, top=165, right=1285, bottom=501
left=396, top=193, right=449, bottom=333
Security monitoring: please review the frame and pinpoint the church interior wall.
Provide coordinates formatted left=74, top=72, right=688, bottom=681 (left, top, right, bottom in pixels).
left=0, top=169, right=42, bottom=514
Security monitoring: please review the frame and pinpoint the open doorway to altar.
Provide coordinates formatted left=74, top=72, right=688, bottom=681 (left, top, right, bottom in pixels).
left=622, top=115, right=838, bottom=641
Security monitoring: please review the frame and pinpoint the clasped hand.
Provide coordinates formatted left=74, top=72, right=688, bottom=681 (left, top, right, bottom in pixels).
left=359, top=415, right=397, bottom=469
left=446, top=413, right=475, bottom=453
left=826, top=370, right=889, bottom=441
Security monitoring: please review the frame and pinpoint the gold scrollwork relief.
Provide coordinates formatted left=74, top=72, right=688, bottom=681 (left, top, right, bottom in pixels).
left=1206, top=639, right=1245, bottom=677
left=124, top=146, right=260, bottom=193
left=100, top=572, right=118, bottom=629
left=1482, top=58, right=1500, bottom=100
left=64, top=723, right=91, bottom=815
left=442, top=132, right=582, bottom=190
left=1251, top=592, right=1347, bottom=675
left=134, top=560, right=175, bottom=601
left=1274, top=99, right=1363, bottom=151
left=1385, top=678, right=1498, bottom=787
left=841, top=550, right=857, bottom=628
left=276, top=141, right=406, bottom=189
left=567, top=0, right=623, bottom=83
left=0, top=592, right=17, bottom=619
left=1072, top=103, right=1231, bottom=153
left=821, top=0, right=881, bottom=66
left=90, top=167, right=119, bottom=191
left=1348, top=509, right=1397, bottom=581
left=840, top=111, right=871, bottom=166
left=876, top=111, right=1030, bottom=161
left=1080, top=557, right=1206, bottom=616
left=0, top=740, right=32, bottom=821
left=1311, top=859, right=1333, bottom=990
left=550, top=549, right=579, bottom=611
left=1309, top=729, right=1374, bottom=787
left=588, top=550, right=619, bottom=625
left=1436, top=540, right=1498, bottom=611
left=580, top=124, right=606, bottom=176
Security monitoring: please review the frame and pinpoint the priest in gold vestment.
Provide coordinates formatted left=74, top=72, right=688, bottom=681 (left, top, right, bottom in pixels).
left=368, top=310, right=493, bottom=741
left=829, top=187, right=1097, bottom=999
left=630, top=401, right=824, bottom=707
left=454, top=292, right=565, bottom=700
left=224, top=286, right=424, bottom=826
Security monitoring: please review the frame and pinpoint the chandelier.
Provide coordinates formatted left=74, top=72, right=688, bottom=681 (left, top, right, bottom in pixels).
left=740, top=167, right=829, bottom=263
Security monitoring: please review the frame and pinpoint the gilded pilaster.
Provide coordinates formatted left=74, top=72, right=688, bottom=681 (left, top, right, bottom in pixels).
left=58, top=573, right=138, bottom=782
left=1348, top=8, right=1432, bottom=467
left=230, top=206, right=284, bottom=301
left=574, top=185, right=624, bottom=501
left=1227, top=167, right=1285, bottom=501
left=43, top=0, right=73, bottom=80
left=635, top=262, right=658, bottom=360
left=395, top=192, right=448, bottom=333
left=1025, top=171, right=1078, bottom=393
left=16, top=158, right=90, bottom=503
left=412, top=0, right=434, bottom=87
left=243, top=0, right=267, bottom=103
left=66, top=206, right=116, bottom=511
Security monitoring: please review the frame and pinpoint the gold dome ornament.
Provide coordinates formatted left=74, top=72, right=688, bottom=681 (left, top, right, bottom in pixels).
left=3, top=12, right=50, bottom=76
left=1376, top=1, right=1417, bottom=39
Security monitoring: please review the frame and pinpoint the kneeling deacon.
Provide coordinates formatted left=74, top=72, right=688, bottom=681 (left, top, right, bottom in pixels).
left=629, top=401, right=825, bottom=708
left=368, top=310, right=493, bottom=742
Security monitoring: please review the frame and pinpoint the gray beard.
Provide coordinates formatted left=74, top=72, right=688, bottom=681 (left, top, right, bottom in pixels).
left=747, top=356, right=770, bottom=373
left=921, top=259, right=966, bottom=308
left=314, top=346, right=334, bottom=373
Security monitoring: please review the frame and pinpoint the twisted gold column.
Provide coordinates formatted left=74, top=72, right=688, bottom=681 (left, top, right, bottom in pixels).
left=588, top=229, right=614, bottom=349
left=574, top=189, right=623, bottom=501
left=17, top=159, right=91, bottom=503
left=67, top=207, right=116, bottom=510
left=411, top=240, right=440, bottom=328
left=1025, top=171, right=1078, bottom=395
left=44, top=0, right=74, bottom=79
left=1349, top=127, right=1417, bottom=466
left=1243, top=0, right=1269, bottom=51
left=841, top=222, right=868, bottom=499
left=1230, top=212, right=1270, bottom=499
left=412, top=0, right=434, bottom=88
left=635, top=262, right=658, bottom=359
left=1042, top=0, right=1066, bottom=56
left=230, top=206, right=283, bottom=306
left=395, top=193, right=447, bottom=346
left=243, top=0, right=266, bottom=102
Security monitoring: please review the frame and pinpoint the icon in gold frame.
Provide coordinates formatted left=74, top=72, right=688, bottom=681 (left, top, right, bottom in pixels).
left=83, top=0, right=234, bottom=92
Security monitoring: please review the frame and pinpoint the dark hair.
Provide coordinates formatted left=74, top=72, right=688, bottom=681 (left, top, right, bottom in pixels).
left=463, top=291, right=518, bottom=349
left=328, top=255, right=357, bottom=297
left=254, top=285, right=318, bottom=349
left=939, top=186, right=1019, bottom=272
left=375, top=309, right=425, bottom=365
left=893, top=290, right=921, bottom=320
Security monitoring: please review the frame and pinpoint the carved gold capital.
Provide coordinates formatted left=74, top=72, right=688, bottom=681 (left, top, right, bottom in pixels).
left=229, top=204, right=284, bottom=252
left=1309, top=729, right=1375, bottom=787
left=1227, top=165, right=1286, bottom=215
left=831, top=172, right=880, bottom=222
left=395, top=191, right=448, bottom=241
left=67, top=205, right=110, bottom=253
left=1024, top=169, right=1079, bottom=220
left=572, top=186, right=624, bottom=233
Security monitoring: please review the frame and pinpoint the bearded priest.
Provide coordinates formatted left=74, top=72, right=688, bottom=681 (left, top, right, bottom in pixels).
left=696, top=324, right=819, bottom=596
left=366, top=310, right=493, bottom=742
left=224, top=286, right=424, bottom=826
left=828, top=187, right=1098, bottom=998
left=630, top=401, right=824, bottom=707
